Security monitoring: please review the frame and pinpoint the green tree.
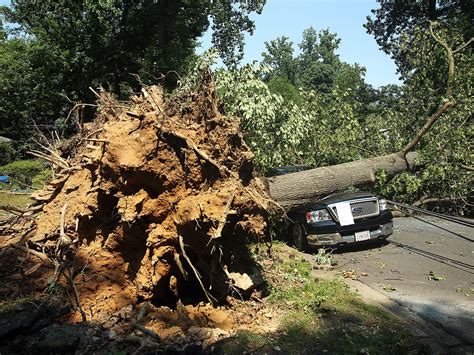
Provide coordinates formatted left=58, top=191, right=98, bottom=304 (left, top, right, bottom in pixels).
left=266, top=76, right=302, bottom=106
left=0, top=0, right=266, bottom=153
left=365, top=0, right=472, bottom=79
left=297, top=28, right=341, bottom=93
left=210, top=0, right=266, bottom=66
left=0, top=38, right=66, bottom=144
left=261, top=36, right=296, bottom=83
left=366, top=1, right=473, bottom=212
left=260, top=27, right=370, bottom=97
left=3, top=0, right=265, bottom=96
left=0, top=15, right=6, bottom=42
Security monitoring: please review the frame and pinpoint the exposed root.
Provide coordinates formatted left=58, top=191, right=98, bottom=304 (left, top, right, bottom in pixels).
left=0, top=78, right=274, bottom=319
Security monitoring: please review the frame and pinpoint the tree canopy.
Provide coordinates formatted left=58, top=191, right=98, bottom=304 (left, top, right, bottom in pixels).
left=0, top=0, right=266, bottom=151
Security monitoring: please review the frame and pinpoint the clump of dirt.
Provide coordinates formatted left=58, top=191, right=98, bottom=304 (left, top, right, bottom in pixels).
left=0, top=75, right=277, bottom=348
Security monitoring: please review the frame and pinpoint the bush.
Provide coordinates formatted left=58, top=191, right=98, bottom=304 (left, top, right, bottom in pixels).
left=0, top=159, right=50, bottom=190
left=0, top=142, right=17, bottom=165
left=32, top=168, right=52, bottom=189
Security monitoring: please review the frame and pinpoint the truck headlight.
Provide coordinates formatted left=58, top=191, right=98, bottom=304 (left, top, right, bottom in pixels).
left=306, top=209, right=332, bottom=223
left=379, top=198, right=388, bottom=211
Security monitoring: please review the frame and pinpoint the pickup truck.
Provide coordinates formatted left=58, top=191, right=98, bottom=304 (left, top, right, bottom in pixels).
left=287, top=191, right=393, bottom=251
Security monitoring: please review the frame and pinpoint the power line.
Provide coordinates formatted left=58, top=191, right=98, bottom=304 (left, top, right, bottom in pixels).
left=388, top=200, right=474, bottom=228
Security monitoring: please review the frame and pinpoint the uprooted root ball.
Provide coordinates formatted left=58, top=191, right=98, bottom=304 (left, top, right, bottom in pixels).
left=0, top=80, right=274, bottom=322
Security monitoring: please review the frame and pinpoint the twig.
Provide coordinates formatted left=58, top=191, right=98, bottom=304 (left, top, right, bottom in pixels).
left=133, top=324, right=161, bottom=341
left=412, top=196, right=461, bottom=207
left=56, top=202, right=71, bottom=254
left=11, top=244, right=52, bottom=264
left=131, top=302, right=162, bottom=342
left=135, top=302, right=149, bottom=322
left=83, top=128, right=104, bottom=140
left=159, top=126, right=227, bottom=174
left=0, top=205, right=27, bottom=215
left=127, top=335, right=163, bottom=355
left=459, top=164, right=474, bottom=172
left=173, top=253, right=188, bottom=280
left=178, top=235, right=217, bottom=304
left=60, top=202, right=67, bottom=238
left=64, top=102, right=99, bottom=126
left=6, top=262, right=43, bottom=280
left=70, top=273, right=87, bottom=321
left=453, top=37, right=474, bottom=54
left=29, top=150, right=69, bottom=170
left=63, top=266, right=87, bottom=322
left=141, top=86, right=169, bottom=119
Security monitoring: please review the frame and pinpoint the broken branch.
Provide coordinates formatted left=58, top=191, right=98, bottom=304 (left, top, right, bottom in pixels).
left=178, top=235, right=217, bottom=305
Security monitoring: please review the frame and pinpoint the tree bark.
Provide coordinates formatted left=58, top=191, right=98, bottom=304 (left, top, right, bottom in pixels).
left=268, top=152, right=418, bottom=209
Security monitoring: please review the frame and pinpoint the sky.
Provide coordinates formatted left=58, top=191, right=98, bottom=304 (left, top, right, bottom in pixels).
left=199, top=0, right=400, bottom=87
left=0, top=0, right=400, bottom=87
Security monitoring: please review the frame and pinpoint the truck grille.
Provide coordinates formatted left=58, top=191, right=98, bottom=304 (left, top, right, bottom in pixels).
left=329, top=198, right=380, bottom=221
left=349, top=200, right=379, bottom=219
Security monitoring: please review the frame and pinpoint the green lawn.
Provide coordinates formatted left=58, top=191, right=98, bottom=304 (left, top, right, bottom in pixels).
left=219, top=243, right=423, bottom=354
left=0, top=191, right=32, bottom=218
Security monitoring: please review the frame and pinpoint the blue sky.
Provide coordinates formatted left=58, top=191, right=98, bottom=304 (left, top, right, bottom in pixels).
left=198, top=0, right=400, bottom=87
left=1, top=0, right=400, bottom=87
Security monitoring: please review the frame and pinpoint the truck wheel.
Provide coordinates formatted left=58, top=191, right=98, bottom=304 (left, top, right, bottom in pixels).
left=291, top=224, right=308, bottom=252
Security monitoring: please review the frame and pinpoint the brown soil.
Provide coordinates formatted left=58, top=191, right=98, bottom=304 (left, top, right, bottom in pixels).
left=0, top=76, right=279, bottom=350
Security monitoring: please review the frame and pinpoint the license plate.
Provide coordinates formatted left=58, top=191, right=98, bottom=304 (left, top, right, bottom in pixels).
left=355, top=230, right=370, bottom=242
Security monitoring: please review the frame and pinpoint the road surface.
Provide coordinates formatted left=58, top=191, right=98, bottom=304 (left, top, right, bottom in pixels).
left=331, top=216, right=473, bottom=346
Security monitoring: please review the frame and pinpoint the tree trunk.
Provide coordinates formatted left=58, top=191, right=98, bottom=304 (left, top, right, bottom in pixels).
left=267, top=151, right=418, bottom=210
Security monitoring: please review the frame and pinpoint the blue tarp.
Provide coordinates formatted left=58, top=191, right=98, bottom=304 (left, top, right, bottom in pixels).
left=0, top=175, right=10, bottom=184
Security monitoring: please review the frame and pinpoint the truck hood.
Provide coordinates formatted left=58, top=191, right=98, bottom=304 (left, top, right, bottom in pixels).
left=319, top=191, right=376, bottom=205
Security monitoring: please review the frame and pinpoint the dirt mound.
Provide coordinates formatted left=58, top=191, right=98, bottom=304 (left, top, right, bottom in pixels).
left=0, top=77, right=274, bottom=328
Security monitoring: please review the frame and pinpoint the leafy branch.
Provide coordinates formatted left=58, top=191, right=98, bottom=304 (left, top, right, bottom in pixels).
left=401, top=21, right=473, bottom=156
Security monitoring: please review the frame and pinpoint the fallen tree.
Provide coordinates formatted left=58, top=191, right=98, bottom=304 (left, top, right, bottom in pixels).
left=268, top=21, right=468, bottom=209
left=268, top=152, right=419, bottom=209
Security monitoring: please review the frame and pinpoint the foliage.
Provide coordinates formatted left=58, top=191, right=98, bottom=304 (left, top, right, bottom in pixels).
left=261, top=27, right=369, bottom=97
left=0, top=159, right=50, bottom=190
left=266, top=76, right=302, bottom=106
left=2, top=0, right=265, bottom=94
left=178, top=15, right=472, bottom=213
left=0, top=142, right=17, bottom=165
left=313, top=248, right=335, bottom=266
left=210, top=0, right=266, bottom=66
left=366, top=2, right=473, bottom=212
left=0, top=1, right=266, bottom=154
left=261, top=36, right=296, bottom=83
left=365, top=0, right=472, bottom=79
left=0, top=37, right=67, bottom=144
left=181, top=27, right=376, bottom=173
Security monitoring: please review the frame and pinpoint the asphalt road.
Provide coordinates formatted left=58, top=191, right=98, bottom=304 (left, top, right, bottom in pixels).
left=332, top=216, right=474, bottom=345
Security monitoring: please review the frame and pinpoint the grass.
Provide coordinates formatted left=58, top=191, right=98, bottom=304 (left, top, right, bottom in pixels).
left=0, top=159, right=51, bottom=191
left=0, top=191, right=32, bottom=218
left=220, top=243, right=420, bottom=354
